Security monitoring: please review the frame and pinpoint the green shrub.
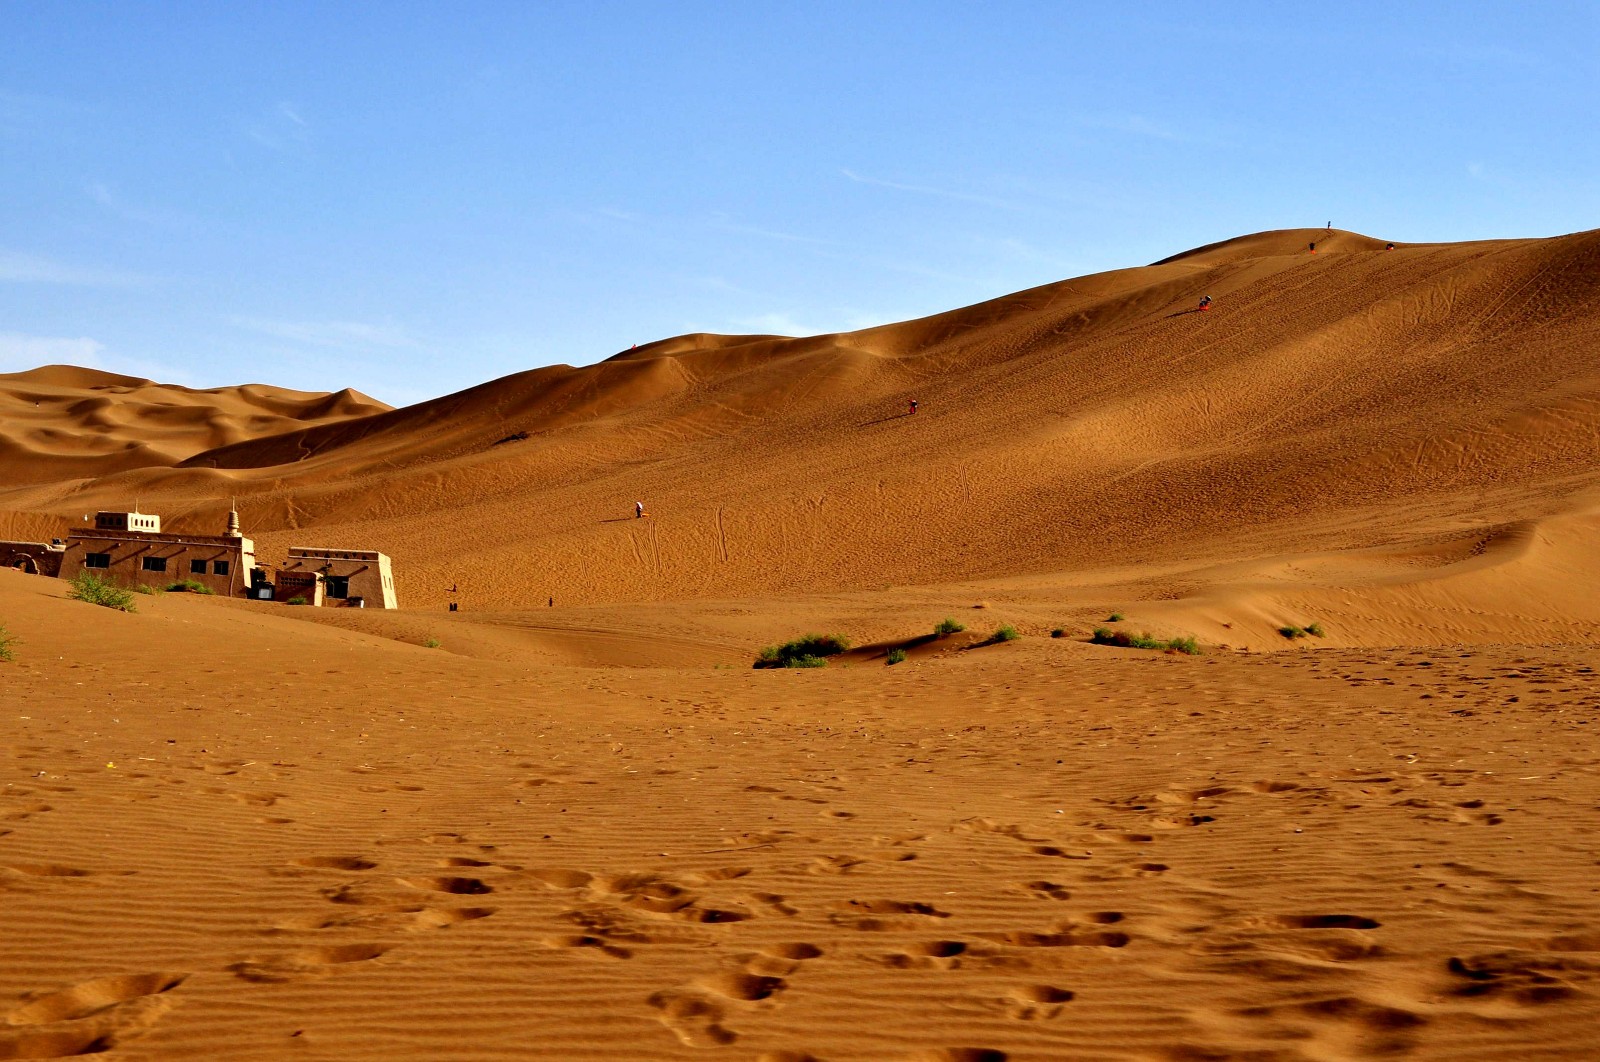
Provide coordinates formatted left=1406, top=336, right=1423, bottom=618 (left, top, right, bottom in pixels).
left=1050, top=628, right=1066, bottom=638
left=755, top=633, right=851, bottom=669
left=1091, top=628, right=1200, bottom=655
left=424, top=637, right=442, bottom=649
left=933, top=617, right=965, bottom=636
left=1305, top=622, right=1326, bottom=638
left=165, top=580, right=215, bottom=595
left=0, top=623, right=15, bottom=662
left=132, top=583, right=162, bottom=596
left=1279, top=625, right=1306, bottom=640
left=286, top=595, right=307, bottom=606
left=1107, top=612, right=1125, bottom=622
left=989, top=624, right=1020, bottom=643
left=68, top=571, right=136, bottom=612
left=886, top=647, right=907, bottom=665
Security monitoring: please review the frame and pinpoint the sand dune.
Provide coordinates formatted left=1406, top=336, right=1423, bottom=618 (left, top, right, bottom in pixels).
left=5, top=228, right=1600, bottom=1059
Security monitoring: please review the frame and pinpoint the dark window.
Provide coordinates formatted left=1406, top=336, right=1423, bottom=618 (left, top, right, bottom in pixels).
left=213, top=560, right=230, bottom=576
left=141, top=556, right=167, bottom=573
left=190, top=559, right=207, bottom=574
left=84, top=552, right=110, bottom=569
left=325, top=575, right=350, bottom=599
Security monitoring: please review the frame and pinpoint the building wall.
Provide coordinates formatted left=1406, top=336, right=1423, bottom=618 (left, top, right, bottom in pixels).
left=60, top=532, right=256, bottom=597
left=0, top=540, right=64, bottom=577
left=273, top=569, right=323, bottom=606
left=283, top=548, right=397, bottom=609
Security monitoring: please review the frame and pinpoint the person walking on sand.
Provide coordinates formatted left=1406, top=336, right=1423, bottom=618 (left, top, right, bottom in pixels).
left=1197, top=294, right=1212, bottom=312
left=635, top=500, right=644, bottom=519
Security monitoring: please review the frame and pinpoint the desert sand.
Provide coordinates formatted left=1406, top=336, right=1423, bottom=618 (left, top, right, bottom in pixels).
left=3, top=228, right=1600, bottom=1060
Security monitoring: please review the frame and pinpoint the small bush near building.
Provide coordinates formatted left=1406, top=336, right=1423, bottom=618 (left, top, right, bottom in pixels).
left=166, top=580, right=215, bottom=594
left=286, top=595, right=307, bottom=606
left=132, top=583, right=163, bottom=596
left=0, top=624, right=15, bottom=662
left=933, top=618, right=965, bottom=636
left=68, top=571, right=136, bottom=612
left=755, top=633, right=851, bottom=669
left=886, top=647, right=907, bottom=665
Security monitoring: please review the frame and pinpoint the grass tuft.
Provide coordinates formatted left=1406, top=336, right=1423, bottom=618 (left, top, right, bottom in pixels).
left=0, top=623, right=15, bottom=662
left=933, top=617, right=966, bottom=637
left=1091, top=628, right=1201, bottom=655
left=68, top=571, right=136, bottom=612
left=424, top=637, right=442, bottom=649
left=165, top=580, right=215, bottom=594
left=1279, top=625, right=1306, bottom=639
left=1050, top=627, right=1066, bottom=638
left=989, top=624, right=1021, bottom=643
left=886, top=647, right=907, bottom=665
left=286, top=595, right=307, bottom=606
left=1305, top=622, right=1326, bottom=637
left=1107, top=612, right=1125, bottom=622
left=132, top=583, right=163, bottom=596
left=755, top=633, right=851, bottom=669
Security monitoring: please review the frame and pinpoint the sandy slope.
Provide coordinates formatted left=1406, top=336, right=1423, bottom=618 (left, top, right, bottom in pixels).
left=4, top=227, right=1600, bottom=1059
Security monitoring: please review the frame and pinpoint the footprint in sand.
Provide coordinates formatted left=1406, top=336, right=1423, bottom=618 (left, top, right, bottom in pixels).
left=0, top=972, right=187, bottom=1058
left=1002, top=984, right=1074, bottom=1020
left=227, top=943, right=390, bottom=984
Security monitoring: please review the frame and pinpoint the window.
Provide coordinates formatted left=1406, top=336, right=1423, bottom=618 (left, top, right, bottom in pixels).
left=325, top=575, right=350, bottom=599
left=141, top=556, right=167, bottom=573
left=213, top=560, right=230, bottom=576
left=84, top=552, right=110, bottom=569
left=190, top=559, right=208, bottom=574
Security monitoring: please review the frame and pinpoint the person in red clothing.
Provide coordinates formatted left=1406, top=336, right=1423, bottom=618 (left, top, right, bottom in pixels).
left=1197, top=294, right=1213, bottom=312
left=909, top=398, right=918, bottom=415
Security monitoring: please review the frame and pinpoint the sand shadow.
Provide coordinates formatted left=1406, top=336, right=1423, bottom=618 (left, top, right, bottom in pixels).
left=1166, top=308, right=1202, bottom=318
left=859, top=412, right=916, bottom=427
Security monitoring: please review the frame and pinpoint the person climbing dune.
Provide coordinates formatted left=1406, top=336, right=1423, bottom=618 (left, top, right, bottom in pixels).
left=1197, top=294, right=1212, bottom=312
left=635, top=500, right=644, bottom=519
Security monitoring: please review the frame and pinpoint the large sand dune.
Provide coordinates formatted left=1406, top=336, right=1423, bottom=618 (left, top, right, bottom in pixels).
left=4, top=228, right=1600, bottom=1060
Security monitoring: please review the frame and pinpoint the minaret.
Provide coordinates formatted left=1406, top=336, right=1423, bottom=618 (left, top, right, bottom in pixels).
left=226, top=507, right=241, bottom=538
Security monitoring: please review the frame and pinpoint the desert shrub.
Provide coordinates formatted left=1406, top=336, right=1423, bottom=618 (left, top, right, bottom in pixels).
left=132, top=583, right=162, bottom=596
left=286, top=595, right=307, bottom=606
left=1279, top=625, right=1306, bottom=640
left=886, top=647, right=907, bottom=665
left=755, top=633, right=850, bottom=669
left=0, top=624, right=15, bottom=662
left=424, top=637, right=442, bottom=649
left=1050, top=627, right=1066, bottom=638
left=783, top=654, right=827, bottom=668
left=989, top=624, right=1021, bottom=643
left=165, top=580, right=215, bottom=595
left=1091, top=628, right=1200, bottom=655
left=1107, top=612, right=1125, bottom=622
left=68, top=571, right=136, bottom=612
left=933, top=617, right=965, bottom=636
left=1305, top=622, right=1326, bottom=637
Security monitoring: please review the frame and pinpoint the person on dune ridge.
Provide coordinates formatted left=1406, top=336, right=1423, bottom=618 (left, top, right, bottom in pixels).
left=636, top=500, right=644, bottom=519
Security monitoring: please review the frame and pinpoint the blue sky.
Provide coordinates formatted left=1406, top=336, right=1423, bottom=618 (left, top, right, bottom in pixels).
left=2, top=2, right=1596, bottom=405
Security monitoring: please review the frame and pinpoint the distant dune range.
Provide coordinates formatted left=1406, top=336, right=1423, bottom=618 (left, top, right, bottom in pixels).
left=5, top=227, right=1600, bottom=648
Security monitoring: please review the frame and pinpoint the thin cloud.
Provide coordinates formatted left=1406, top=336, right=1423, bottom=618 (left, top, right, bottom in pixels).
left=0, top=332, right=104, bottom=371
left=840, top=169, right=1024, bottom=210
left=0, top=249, right=147, bottom=286
left=230, top=316, right=417, bottom=351
left=247, top=100, right=313, bottom=156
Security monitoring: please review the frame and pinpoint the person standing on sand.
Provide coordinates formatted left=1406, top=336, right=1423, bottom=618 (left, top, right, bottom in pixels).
left=636, top=500, right=644, bottom=519
left=909, top=398, right=918, bottom=415
left=1197, top=295, right=1212, bottom=312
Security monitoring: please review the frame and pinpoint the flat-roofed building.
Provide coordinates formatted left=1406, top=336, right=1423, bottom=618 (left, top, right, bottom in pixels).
left=0, top=539, right=65, bottom=576
left=60, top=510, right=256, bottom=597
left=279, top=547, right=397, bottom=609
